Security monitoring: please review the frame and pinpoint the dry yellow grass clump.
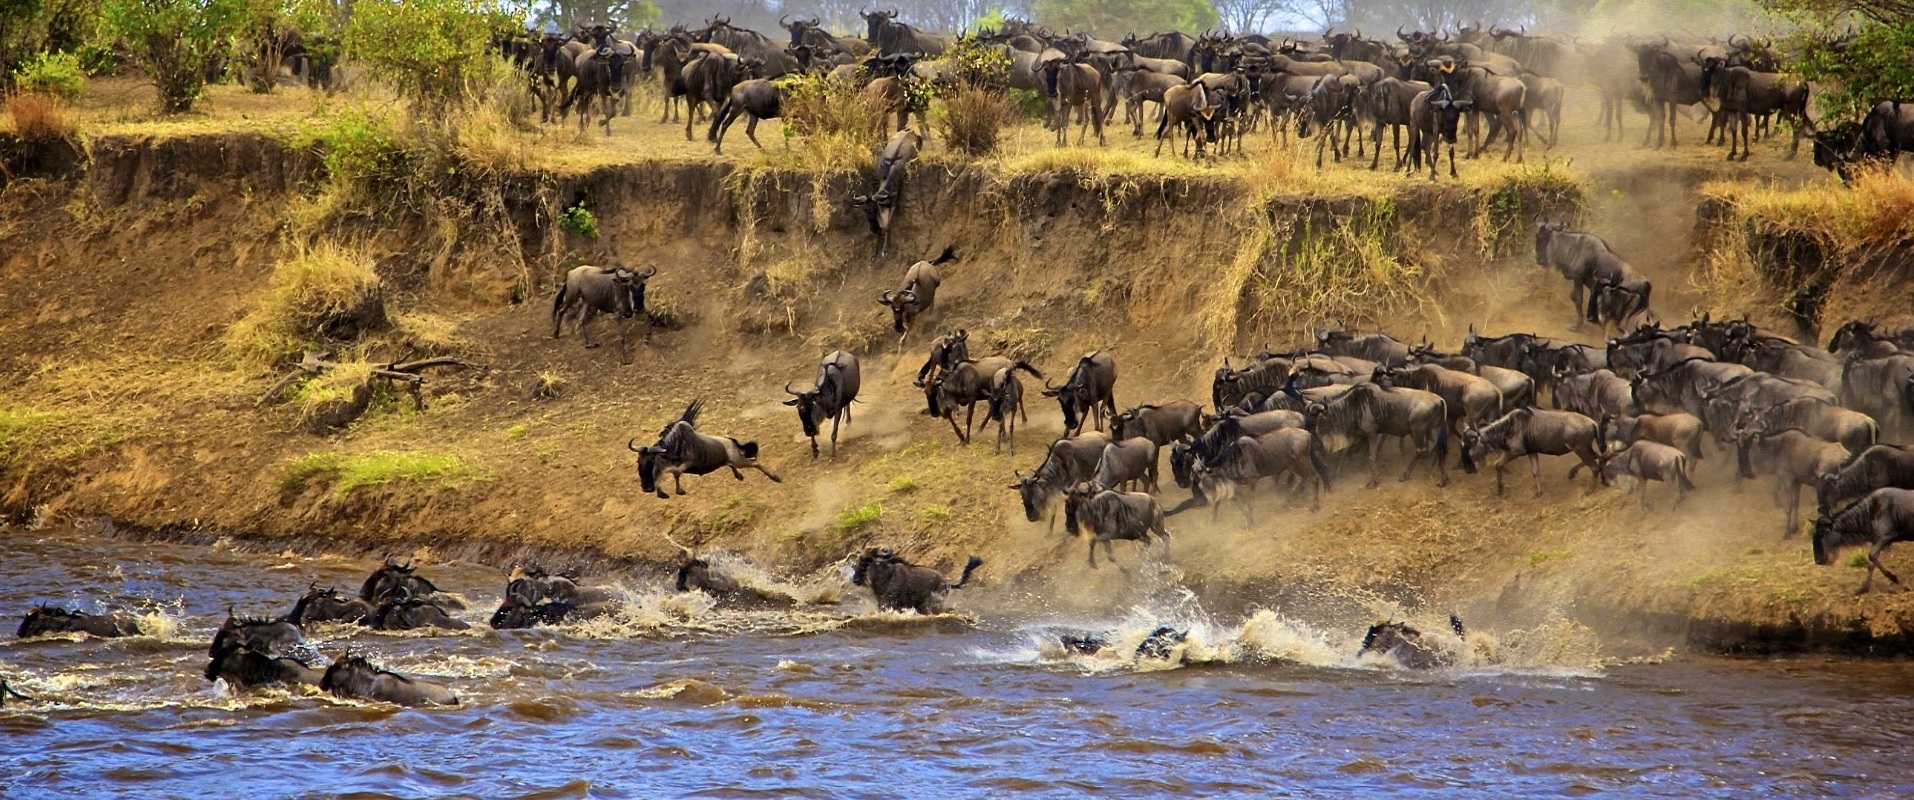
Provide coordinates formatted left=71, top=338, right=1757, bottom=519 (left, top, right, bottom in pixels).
left=226, top=241, right=386, bottom=369
left=3, top=92, right=75, bottom=141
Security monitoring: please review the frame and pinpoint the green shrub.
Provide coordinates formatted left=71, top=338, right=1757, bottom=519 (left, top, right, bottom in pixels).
left=559, top=201, right=599, bottom=238
left=104, top=0, right=250, bottom=113
left=13, top=51, right=86, bottom=99
left=833, top=501, right=883, bottom=535
left=283, top=450, right=475, bottom=494
left=343, top=0, right=523, bottom=117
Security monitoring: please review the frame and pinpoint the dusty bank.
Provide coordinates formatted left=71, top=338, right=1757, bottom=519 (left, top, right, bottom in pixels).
left=1, top=129, right=1910, bottom=656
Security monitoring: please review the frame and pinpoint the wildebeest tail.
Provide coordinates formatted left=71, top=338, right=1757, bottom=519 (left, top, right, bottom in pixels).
left=1677, top=456, right=1696, bottom=493
left=738, top=440, right=759, bottom=458
left=1011, top=360, right=1044, bottom=380
left=951, top=555, right=983, bottom=590
left=1433, top=415, right=1450, bottom=465
left=551, top=281, right=569, bottom=325
left=1457, top=437, right=1477, bottom=474
left=930, top=244, right=958, bottom=265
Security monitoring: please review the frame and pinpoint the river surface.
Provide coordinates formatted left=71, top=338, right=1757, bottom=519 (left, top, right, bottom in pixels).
left=3, top=525, right=1912, bottom=799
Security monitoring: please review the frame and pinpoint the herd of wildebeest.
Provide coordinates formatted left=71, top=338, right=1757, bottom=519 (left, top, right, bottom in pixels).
left=480, top=11, right=1913, bottom=181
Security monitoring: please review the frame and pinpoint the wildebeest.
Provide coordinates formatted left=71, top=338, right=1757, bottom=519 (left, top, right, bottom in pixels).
left=851, top=547, right=982, bottom=614
left=1405, top=345, right=1536, bottom=410
left=1552, top=368, right=1634, bottom=421
left=1433, top=59, right=1527, bottom=162
left=1749, top=397, right=1877, bottom=456
left=1012, top=432, right=1114, bottom=529
left=1041, top=57, right=1106, bottom=147
left=1155, top=82, right=1219, bottom=158
left=488, top=596, right=578, bottom=629
left=1736, top=423, right=1851, bottom=535
left=1631, top=358, right=1759, bottom=419
left=551, top=264, right=655, bottom=353
left=285, top=583, right=373, bottom=626
left=1193, top=429, right=1333, bottom=519
left=1384, top=363, right=1502, bottom=432
left=1812, top=488, right=1914, bottom=594
left=359, top=558, right=465, bottom=610
left=1358, top=616, right=1466, bottom=669
left=1839, top=351, right=1914, bottom=434
left=1408, top=84, right=1470, bottom=179
left=16, top=606, right=142, bottom=639
left=679, top=48, right=747, bottom=141
left=784, top=350, right=861, bottom=459
left=558, top=34, right=635, bottom=134
left=1601, top=412, right=1705, bottom=461
left=1365, top=76, right=1432, bottom=170
left=1818, top=444, right=1914, bottom=516
left=1586, top=274, right=1655, bottom=333
left=1113, top=401, right=1204, bottom=448
left=1063, top=486, right=1171, bottom=568
left=1533, top=222, right=1644, bottom=330
left=506, top=565, right=620, bottom=608
left=933, top=358, right=1043, bottom=446
left=1314, top=379, right=1451, bottom=486
left=708, top=77, right=785, bottom=154
left=1115, top=68, right=1186, bottom=136
left=1597, top=440, right=1696, bottom=509
left=205, top=612, right=322, bottom=688
left=879, top=246, right=954, bottom=336
left=321, top=653, right=459, bottom=707
left=982, top=365, right=1031, bottom=455
left=1316, top=325, right=1412, bottom=366
left=1044, top=351, right=1119, bottom=436
left=862, top=11, right=951, bottom=57
left=1091, top=436, right=1161, bottom=494
left=1459, top=407, right=1603, bottom=496
left=1518, top=71, right=1565, bottom=147
left=368, top=585, right=471, bottom=632
left=1635, top=42, right=1709, bottom=149
left=1699, top=59, right=1809, bottom=161
left=852, top=128, right=924, bottom=253
left=913, top=329, right=969, bottom=388
left=632, top=400, right=781, bottom=498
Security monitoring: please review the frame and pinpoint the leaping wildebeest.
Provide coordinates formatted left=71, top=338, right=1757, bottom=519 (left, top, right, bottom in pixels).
left=852, top=547, right=982, bottom=614
left=879, top=246, right=955, bottom=338
left=1812, top=488, right=1914, bottom=594
left=1063, top=485, right=1171, bottom=568
left=552, top=264, right=656, bottom=355
left=1458, top=407, right=1603, bottom=496
left=1044, top=351, right=1119, bottom=436
left=632, top=400, right=781, bottom=498
left=783, top=350, right=861, bottom=459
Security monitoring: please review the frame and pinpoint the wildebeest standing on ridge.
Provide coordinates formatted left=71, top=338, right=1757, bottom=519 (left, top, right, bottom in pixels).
left=784, top=350, right=861, bottom=459
left=631, top=400, right=782, bottom=498
left=852, top=547, right=982, bottom=614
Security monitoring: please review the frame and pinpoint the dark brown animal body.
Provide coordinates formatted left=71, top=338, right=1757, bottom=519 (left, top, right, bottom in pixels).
left=1459, top=407, right=1603, bottom=496
left=17, top=607, right=142, bottom=639
left=1063, top=487, right=1171, bottom=568
left=322, top=654, right=459, bottom=707
left=852, top=547, right=981, bottom=614
left=1812, top=488, right=1914, bottom=593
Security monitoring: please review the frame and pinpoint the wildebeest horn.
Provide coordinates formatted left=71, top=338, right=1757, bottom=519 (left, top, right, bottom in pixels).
left=627, top=437, right=644, bottom=452
left=899, top=289, right=917, bottom=303
left=784, top=381, right=801, bottom=396
left=1397, top=25, right=1408, bottom=41
left=880, top=289, right=895, bottom=305
left=780, top=14, right=791, bottom=27
left=638, top=264, right=656, bottom=278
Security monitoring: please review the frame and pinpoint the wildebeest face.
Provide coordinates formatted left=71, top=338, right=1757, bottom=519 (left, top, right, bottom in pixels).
left=1010, top=473, right=1047, bottom=522
left=879, top=289, right=918, bottom=333
left=630, top=440, right=666, bottom=497
left=1168, top=442, right=1196, bottom=488
left=1533, top=221, right=1562, bottom=266
left=1811, top=516, right=1834, bottom=565
left=674, top=558, right=709, bottom=592
left=17, top=607, right=71, bottom=638
left=783, top=386, right=823, bottom=437
left=1061, top=487, right=1092, bottom=535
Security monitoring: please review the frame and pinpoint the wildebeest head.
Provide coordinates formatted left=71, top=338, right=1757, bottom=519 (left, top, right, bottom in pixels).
left=1810, top=513, right=1839, bottom=566
left=359, top=558, right=441, bottom=604
left=288, top=583, right=370, bottom=625
left=1810, top=122, right=1863, bottom=181
left=880, top=287, right=921, bottom=333
left=783, top=381, right=826, bottom=438
left=630, top=437, right=667, bottom=497
left=17, top=606, right=84, bottom=638
left=1430, top=95, right=1472, bottom=142
left=851, top=546, right=899, bottom=586
left=1061, top=483, right=1096, bottom=535
left=1826, top=319, right=1877, bottom=353
left=209, top=610, right=320, bottom=666
left=1533, top=218, right=1567, bottom=266
left=859, top=7, right=898, bottom=42
left=1009, top=470, right=1050, bottom=522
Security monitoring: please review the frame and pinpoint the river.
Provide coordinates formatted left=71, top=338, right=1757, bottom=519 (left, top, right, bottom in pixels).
left=2, top=524, right=1909, bottom=798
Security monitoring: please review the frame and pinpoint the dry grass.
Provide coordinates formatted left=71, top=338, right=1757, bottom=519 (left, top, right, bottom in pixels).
left=780, top=74, right=890, bottom=174
left=938, top=86, right=1014, bottom=158
left=4, top=92, right=76, bottom=141
left=226, top=241, right=384, bottom=370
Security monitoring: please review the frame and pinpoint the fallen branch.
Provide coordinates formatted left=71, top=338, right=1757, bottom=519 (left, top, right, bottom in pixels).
left=256, top=351, right=484, bottom=410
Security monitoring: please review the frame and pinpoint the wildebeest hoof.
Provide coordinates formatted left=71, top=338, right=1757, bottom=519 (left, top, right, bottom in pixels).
left=584, top=342, right=601, bottom=349
left=655, top=490, right=669, bottom=499
left=674, top=489, right=687, bottom=495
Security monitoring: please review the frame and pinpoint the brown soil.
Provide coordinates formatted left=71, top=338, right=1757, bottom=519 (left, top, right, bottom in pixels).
left=3, top=83, right=1909, bottom=657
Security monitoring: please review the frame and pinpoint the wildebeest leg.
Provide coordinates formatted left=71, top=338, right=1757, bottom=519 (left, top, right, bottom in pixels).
left=946, top=410, right=968, bottom=444
left=1784, top=483, right=1800, bottom=537
left=964, top=403, right=978, bottom=444
left=748, top=463, right=782, bottom=483
left=1237, top=490, right=1255, bottom=525
left=673, top=472, right=687, bottom=496
left=829, top=414, right=841, bottom=460
left=1568, top=282, right=1586, bottom=331
left=577, top=306, right=599, bottom=348
left=1366, top=432, right=1385, bottom=488
left=1087, top=537, right=1099, bottom=568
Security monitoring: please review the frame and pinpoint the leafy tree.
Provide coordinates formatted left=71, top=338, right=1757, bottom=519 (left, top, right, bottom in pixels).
left=531, top=0, right=657, bottom=32
left=1779, top=15, right=1914, bottom=121
left=0, top=0, right=45, bottom=91
left=104, top=0, right=251, bottom=114
left=1032, top=0, right=1216, bottom=37
left=344, top=0, right=524, bottom=118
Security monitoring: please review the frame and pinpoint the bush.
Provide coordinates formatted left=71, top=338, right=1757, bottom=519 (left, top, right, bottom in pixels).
left=780, top=71, right=888, bottom=170
left=103, top=0, right=250, bottom=113
left=292, top=107, right=416, bottom=199
left=343, top=0, right=523, bottom=118
left=559, top=201, right=599, bottom=237
left=939, top=85, right=1013, bottom=157
left=3, top=91, right=74, bottom=140
left=227, top=241, right=386, bottom=369
left=13, top=51, right=86, bottom=99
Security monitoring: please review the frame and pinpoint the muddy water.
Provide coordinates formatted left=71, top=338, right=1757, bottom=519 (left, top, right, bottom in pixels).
left=3, top=526, right=1910, bottom=798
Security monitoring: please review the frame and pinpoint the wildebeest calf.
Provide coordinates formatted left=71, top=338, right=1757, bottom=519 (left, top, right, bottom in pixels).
left=1063, top=486, right=1170, bottom=568
left=1597, top=440, right=1696, bottom=509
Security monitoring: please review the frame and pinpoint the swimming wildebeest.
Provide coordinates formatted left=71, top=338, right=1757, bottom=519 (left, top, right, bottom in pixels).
left=878, top=246, right=955, bottom=337
left=359, top=559, right=465, bottom=610
left=321, top=653, right=460, bottom=707
left=1458, top=407, right=1604, bottom=496
left=551, top=264, right=655, bottom=352
left=506, top=565, right=621, bottom=608
left=1192, top=429, right=1333, bottom=520
left=1533, top=221, right=1645, bottom=330
left=285, top=583, right=374, bottom=625
left=632, top=400, right=782, bottom=498
left=1313, top=379, right=1451, bottom=487
left=852, top=128, right=925, bottom=254
left=784, top=350, right=861, bottom=459
left=1812, top=488, right=1914, bottom=594
left=488, top=596, right=580, bottom=629
left=368, top=585, right=471, bottom=632
left=1063, top=485, right=1171, bottom=568
left=1358, top=615, right=1466, bottom=669
left=1735, top=423, right=1851, bottom=536
left=1044, top=351, right=1119, bottom=436
left=852, top=547, right=982, bottom=614
left=1012, top=432, right=1114, bottom=530
left=205, top=612, right=323, bottom=688
left=1818, top=444, right=1914, bottom=516
left=0, top=678, right=30, bottom=706
left=1058, top=625, right=1190, bottom=662
left=1597, top=440, right=1696, bottom=509
left=16, top=606, right=142, bottom=639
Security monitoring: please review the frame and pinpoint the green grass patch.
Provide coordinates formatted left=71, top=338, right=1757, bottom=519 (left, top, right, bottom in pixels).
left=0, top=407, right=61, bottom=460
left=282, top=450, right=477, bottom=494
left=918, top=505, right=951, bottom=524
left=1848, top=553, right=1871, bottom=569
left=504, top=423, right=529, bottom=440
left=833, top=501, right=884, bottom=536
left=886, top=477, right=919, bottom=494
left=1528, top=548, right=1573, bottom=567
